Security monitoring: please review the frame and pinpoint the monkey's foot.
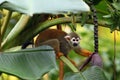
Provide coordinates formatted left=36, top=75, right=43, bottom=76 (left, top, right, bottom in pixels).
left=56, top=52, right=64, bottom=59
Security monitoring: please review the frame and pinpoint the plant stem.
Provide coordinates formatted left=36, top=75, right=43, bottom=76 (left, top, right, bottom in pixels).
left=1, top=15, right=31, bottom=49
left=1, top=17, right=110, bottom=50
left=113, top=31, right=116, bottom=80
left=0, top=20, right=1, bottom=52
left=1, top=10, right=12, bottom=39
left=60, top=56, right=79, bottom=72
left=60, top=56, right=87, bottom=80
left=33, top=17, right=111, bottom=35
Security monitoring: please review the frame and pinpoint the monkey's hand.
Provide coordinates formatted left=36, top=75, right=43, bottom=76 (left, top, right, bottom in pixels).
left=80, top=49, right=92, bottom=57
left=79, top=52, right=103, bottom=71
left=74, top=47, right=92, bottom=57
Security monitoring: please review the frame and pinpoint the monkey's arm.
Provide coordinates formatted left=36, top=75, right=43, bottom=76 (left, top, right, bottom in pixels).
left=73, top=46, right=92, bottom=57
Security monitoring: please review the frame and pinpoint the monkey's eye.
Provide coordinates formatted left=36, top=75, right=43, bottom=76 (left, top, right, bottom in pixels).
left=76, top=39, right=79, bottom=41
left=72, top=39, right=76, bottom=41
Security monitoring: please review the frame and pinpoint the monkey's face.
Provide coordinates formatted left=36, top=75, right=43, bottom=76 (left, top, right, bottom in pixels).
left=65, top=35, right=80, bottom=47
left=70, top=37, right=80, bottom=47
left=64, top=32, right=80, bottom=48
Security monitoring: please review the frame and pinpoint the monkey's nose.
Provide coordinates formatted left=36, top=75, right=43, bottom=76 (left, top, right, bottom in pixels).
left=73, top=43, right=78, bottom=47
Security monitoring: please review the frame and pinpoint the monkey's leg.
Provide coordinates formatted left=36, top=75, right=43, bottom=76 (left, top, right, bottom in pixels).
left=36, top=39, right=62, bottom=56
left=59, top=60, right=64, bottom=80
left=36, top=39, right=64, bottom=80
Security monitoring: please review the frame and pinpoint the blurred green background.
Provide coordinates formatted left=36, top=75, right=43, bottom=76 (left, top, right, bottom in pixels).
left=69, top=25, right=120, bottom=80
left=44, top=25, right=120, bottom=80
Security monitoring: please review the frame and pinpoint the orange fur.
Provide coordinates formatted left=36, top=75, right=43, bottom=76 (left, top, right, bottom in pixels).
left=80, top=49, right=92, bottom=57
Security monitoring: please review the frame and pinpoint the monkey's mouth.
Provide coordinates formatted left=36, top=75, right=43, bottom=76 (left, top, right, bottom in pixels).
left=73, top=43, right=78, bottom=47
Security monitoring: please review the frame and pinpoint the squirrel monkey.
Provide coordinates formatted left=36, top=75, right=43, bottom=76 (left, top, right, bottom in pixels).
left=35, top=29, right=92, bottom=57
left=35, top=29, right=92, bottom=80
left=22, top=29, right=92, bottom=80
left=22, top=29, right=101, bottom=80
left=21, top=29, right=92, bottom=80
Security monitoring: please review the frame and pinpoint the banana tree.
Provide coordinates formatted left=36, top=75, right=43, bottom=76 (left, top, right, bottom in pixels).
left=0, top=0, right=113, bottom=80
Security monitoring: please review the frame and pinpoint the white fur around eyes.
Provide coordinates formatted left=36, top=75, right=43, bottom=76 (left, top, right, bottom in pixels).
left=71, top=37, right=80, bottom=42
left=71, top=37, right=75, bottom=41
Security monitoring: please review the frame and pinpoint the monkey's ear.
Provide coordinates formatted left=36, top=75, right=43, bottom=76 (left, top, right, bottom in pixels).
left=64, top=35, right=71, bottom=41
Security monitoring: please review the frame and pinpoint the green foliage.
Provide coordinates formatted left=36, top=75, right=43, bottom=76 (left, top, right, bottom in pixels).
left=64, top=66, right=108, bottom=80
left=0, top=46, right=56, bottom=80
left=0, top=0, right=120, bottom=80
left=94, top=0, right=120, bottom=31
left=103, top=1, right=120, bottom=32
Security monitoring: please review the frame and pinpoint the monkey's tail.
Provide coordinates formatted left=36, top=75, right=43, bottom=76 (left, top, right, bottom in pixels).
left=21, top=41, right=33, bottom=49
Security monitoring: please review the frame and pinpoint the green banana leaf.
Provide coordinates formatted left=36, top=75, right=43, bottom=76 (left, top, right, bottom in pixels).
left=0, top=0, right=90, bottom=15
left=0, top=46, right=57, bottom=80
left=64, top=66, right=108, bottom=80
